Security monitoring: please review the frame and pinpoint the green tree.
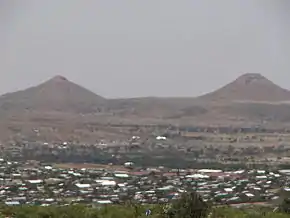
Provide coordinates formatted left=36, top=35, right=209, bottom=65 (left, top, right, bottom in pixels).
left=279, top=198, right=290, bottom=214
left=167, top=191, right=210, bottom=218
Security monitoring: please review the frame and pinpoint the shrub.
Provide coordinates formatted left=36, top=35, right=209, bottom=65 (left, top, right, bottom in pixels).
left=166, top=191, right=210, bottom=218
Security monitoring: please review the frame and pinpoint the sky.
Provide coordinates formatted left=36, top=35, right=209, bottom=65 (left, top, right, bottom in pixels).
left=1, top=0, right=289, bottom=98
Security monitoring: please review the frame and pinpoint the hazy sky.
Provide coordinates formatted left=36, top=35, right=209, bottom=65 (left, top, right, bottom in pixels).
left=1, top=0, right=289, bottom=98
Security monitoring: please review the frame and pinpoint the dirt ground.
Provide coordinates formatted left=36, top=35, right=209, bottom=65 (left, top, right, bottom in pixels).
left=54, top=163, right=128, bottom=171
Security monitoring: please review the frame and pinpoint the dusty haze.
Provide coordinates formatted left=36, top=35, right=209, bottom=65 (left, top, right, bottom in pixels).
left=1, top=0, right=290, bottom=98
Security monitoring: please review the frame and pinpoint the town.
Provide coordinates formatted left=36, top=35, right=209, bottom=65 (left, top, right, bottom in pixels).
left=0, top=157, right=289, bottom=208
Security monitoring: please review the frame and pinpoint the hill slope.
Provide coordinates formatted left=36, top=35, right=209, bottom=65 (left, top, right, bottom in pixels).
left=0, top=76, right=107, bottom=114
left=0, top=73, right=290, bottom=143
left=197, top=73, right=290, bottom=102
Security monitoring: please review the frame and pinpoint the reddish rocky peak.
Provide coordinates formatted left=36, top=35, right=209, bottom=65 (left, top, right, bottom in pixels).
left=234, top=73, right=273, bottom=85
left=49, top=75, right=69, bottom=82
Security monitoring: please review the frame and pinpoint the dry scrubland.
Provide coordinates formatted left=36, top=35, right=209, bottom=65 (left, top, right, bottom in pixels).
left=1, top=73, right=290, bottom=141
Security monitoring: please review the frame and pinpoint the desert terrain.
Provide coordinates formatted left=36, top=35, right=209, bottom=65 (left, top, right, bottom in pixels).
left=0, top=73, right=290, bottom=143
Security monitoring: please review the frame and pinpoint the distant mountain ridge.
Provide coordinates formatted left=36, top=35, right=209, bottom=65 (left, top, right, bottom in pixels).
left=0, top=75, right=107, bottom=114
left=0, top=73, right=290, bottom=141
left=197, top=73, right=290, bottom=102
left=0, top=73, right=290, bottom=125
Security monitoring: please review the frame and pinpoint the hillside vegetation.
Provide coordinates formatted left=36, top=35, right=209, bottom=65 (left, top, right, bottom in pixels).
left=0, top=204, right=288, bottom=218
left=0, top=191, right=289, bottom=218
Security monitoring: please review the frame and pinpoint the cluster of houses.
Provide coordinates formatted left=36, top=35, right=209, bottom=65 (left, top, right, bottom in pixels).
left=0, top=158, right=289, bottom=207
